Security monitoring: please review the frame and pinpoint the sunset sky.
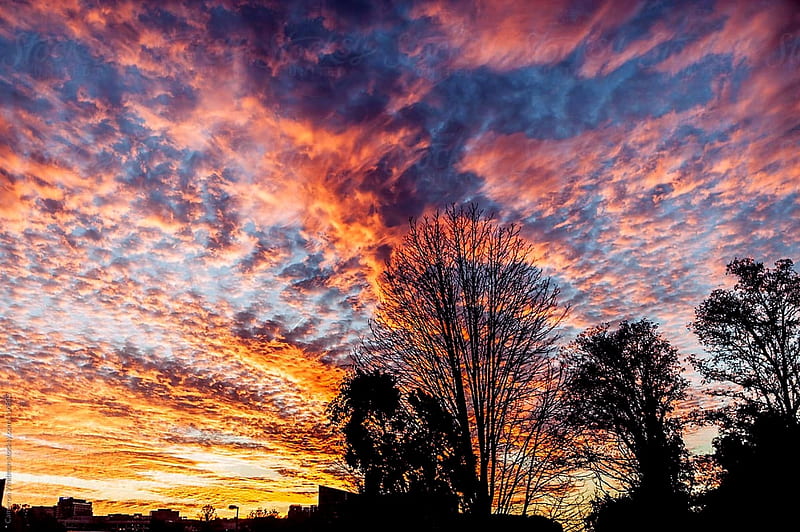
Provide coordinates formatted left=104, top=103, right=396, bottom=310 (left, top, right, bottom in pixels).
left=1, top=0, right=799, bottom=518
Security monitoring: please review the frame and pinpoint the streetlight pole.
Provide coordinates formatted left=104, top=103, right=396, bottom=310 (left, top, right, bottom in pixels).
left=228, top=505, right=238, bottom=531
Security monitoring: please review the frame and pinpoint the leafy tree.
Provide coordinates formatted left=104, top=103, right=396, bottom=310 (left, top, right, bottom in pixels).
left=696, top=408, right=800, bottom=530
left=691, top=257, right=800, bottom=421
left=562, top=319, right=689, bottom=510
left=403, top=389, right=473, bottom=497
left=327, top=370, right=468, bottom=497
left=327, top=370, right=409, bottom=495
left=354, top=204, right=568, bottom=515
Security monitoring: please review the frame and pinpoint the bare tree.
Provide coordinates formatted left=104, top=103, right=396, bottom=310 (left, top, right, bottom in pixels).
left=249, top=508, right=280, bottom=519
left=493, top=363, right=576, bottom=516
left=691, top=258, right=800, bottom=421
left=355, top=204, right=568, bottom=515
left=198, top=504, right=216, bottom=522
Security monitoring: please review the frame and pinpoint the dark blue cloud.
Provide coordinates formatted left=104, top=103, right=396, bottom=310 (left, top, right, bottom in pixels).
left=137, top=5, right=192, bottom=35
left=429, top=50, right=735, bottom=141
left=150, top=80, right=199, bottom=121
left=0, top=79, right=52, bottom=114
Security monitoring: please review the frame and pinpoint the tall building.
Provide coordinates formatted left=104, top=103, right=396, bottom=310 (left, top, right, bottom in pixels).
left=56, top=497, right=93, bottom=519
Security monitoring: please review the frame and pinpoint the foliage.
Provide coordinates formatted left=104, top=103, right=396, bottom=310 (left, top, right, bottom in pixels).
left=562, top=319, right=689, bottom=502
left=584, top=492, right=692, bottom=532
left=327, top=370, right=410, bottom=495
left=403, top=389, right=474, bottom=496
left=695, top=407, right=800, bottom=530
left=691, top=257, right=800, bottom=421
left=353, top=204, right=569, bottom=515
left=327, top=369, right=470, bottom=497
left=450, top=513, right=564, bottom=532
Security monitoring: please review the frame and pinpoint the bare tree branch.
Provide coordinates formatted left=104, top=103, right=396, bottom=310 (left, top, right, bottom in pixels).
left=354, top=204, right=570, bottom=515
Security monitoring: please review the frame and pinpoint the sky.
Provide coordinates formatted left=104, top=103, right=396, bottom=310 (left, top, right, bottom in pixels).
left=1, top=0, right=799, bottom=518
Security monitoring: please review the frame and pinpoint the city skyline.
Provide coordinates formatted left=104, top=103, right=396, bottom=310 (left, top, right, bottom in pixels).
left=1, top=0, right=799, bottom=518
left=5, top=494, right=287, bottom=518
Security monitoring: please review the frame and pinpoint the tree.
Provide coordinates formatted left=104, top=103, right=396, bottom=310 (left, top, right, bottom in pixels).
left=327, top=369, right=469, bottom=497
left=491, top=364, right=577, bottom=518
left=691, top=257, right=800, bottom=421
left=3, top=504, right=65, bottom=532
left=403, top=388, right=474, bottom=497
left=354, top=204, right=567, bottom=515
left=561, top=319, right=689, bottom=511
left=198, top=504, right=216, bottom=522
left=696, top=408, right=800, bottom=530
left=327, top=370, right=409, bottom=495
left=249, top=508, right=280, bottom=519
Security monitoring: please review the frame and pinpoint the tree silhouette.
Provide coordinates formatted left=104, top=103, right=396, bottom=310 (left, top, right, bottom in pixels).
left=691, top=257, right=800, bottom=421
left=327, top=370, right=469, bottom=497
left=354, top=204, right=568, bottom=515
left=198, top=504, right=216, bottom=521
left=561, top=319, right=690, bottom=529
left=249, top=508, right=280, bottom=519
left=327, top=370, right=409, bottom=495
left=492, top=364, right=577, bottom=518
left=403, top=389, right=473, bottom=497
left=696, top=408, right=800, bottom=530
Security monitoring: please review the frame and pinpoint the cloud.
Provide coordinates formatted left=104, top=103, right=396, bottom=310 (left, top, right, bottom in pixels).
left=0, top=0, right=797, bottom=515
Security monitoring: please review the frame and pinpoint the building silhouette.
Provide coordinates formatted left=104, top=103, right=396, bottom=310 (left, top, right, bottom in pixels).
left=29, top=505, right=57, bottom=519
left=287, top=503, right=317, bottom=522
left=4, top=487, right=492, bottom=532
left=315, top=485, right=357, bottom=521
left=5, top=498, right=185, bottom=532
left=104, top=512, right=150, bottom=532
left=57, top=497, right=93, bottom=519
left=314, top=485, right=458, bottom=530
left=150, top=508, right=180, bottom=522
